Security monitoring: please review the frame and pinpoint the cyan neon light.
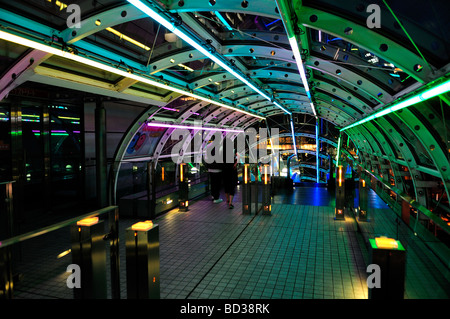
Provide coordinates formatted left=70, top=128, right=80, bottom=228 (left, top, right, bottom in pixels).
left=341, top=78, right=450, bottom=131
left=214, top=12, right=233, bottom=31
left=288, top=36, right=317, bottom=118
left=127, top=0, right=290, bottom=115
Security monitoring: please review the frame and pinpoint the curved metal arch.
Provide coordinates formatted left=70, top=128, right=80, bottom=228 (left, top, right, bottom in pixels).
left=370, top=117, right=428, bottom=201
left=393, top=107, right=450, bottom=204
left=351, top=122, right=407, bottom=195
left=221, top=44, right=293, bottom=63
left=313, top=81, right=372, bottom=115
left=167, top=0, right=280, bottom=19
left=297, top=6, right=436, bottom=83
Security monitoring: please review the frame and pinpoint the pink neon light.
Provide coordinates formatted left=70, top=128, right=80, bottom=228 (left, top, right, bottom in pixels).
left=146, top=122, right=243, bottom=133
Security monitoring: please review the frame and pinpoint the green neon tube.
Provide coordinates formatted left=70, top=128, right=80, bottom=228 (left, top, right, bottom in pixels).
left=341, top=78, right=450, bottom=131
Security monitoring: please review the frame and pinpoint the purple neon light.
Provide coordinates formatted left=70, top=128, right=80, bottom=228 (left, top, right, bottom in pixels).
left=146, top=122, right=244, bottom=133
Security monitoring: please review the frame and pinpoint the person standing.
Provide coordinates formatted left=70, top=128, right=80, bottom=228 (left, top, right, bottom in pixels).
left=222, top=138, right=238, bottom=209
left=205, top=136, right=223, bottom=203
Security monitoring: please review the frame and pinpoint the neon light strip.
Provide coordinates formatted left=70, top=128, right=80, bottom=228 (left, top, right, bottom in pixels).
left=214, top=12, right=233, bottom=31
left=335, top=134, right=342, bottom=166
left=127, top=0, right=289, bottom=115
left=341, top=78, right=450, bottom=131
left=290, top=118, right=298, bottom=157
left=289, top=37, right=317, bottom=118
left=0, top=30, right=264, bottom=120
left=147, top=122, right=244, bottom=133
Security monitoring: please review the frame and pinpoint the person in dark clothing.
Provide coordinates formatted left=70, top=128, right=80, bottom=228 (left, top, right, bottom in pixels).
left=222, top=137, right=238, bottom=209
left=205, top=136, right=223, bottom=203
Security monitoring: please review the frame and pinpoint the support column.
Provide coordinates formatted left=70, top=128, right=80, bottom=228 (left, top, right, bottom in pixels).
left=147, top=161, right=156, bottom=219
left=95, top=99, right=107, bottom=208
left=335, top=165, right=345, bottom=220
left=42, top=104, right=51, bottom=211
left=358, top=169, right=369, bottom=221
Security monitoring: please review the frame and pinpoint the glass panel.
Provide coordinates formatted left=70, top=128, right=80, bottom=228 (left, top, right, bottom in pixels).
left=0, top=103, right=11, bottom=181
left=49, top=104, right=83, bottom=207
left=22, top=104, right=45, bottom=212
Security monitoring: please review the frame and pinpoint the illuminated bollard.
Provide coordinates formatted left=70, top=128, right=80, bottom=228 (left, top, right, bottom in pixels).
left=335, top=165, right=345, bottom=220
left=178, top=163, right=189, bottom=212
left=262, top=165, right=272, bottom=216
left=369, top=237, right=406, bottom=299
left=126, top=220, right=160, bottom=299
left=242, top=164, right=251, bottom=215
left=358, top=175, right=369, bottom=221
left=70, top=217, right=107, bottom=299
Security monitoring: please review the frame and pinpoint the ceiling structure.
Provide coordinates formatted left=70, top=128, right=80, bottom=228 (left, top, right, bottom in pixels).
left=0, top=0, right=449, bottom=228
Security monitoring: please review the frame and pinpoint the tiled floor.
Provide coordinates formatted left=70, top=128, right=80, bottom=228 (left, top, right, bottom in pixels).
left=10, top=185, right=450, bottom=299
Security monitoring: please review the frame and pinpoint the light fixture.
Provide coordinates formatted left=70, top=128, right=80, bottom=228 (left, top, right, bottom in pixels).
left=335, top=134, right=341, bottom=165
left=290, top=118, right=298, bottom=157
left=0, top=30, right=264, bottom=120
left=127, top=0, right=289, bottom=115
left=341, top=77, right=450, bottom=131
left=104, top=27, right=151, bottom=51
left=131, top=220, right=154, bottom=231
left=214, top=11, right=233, bottom=31
left=146, top=122, right=245, bottom=133
left=77, top=217, right=99, bottom=226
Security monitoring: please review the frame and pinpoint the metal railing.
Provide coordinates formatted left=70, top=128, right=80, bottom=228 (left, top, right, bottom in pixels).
left=0, top=205, right=120, bottom=299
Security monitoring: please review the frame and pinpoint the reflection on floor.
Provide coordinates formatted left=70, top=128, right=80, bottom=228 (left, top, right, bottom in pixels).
left=11, top=184, right=450, bottom=299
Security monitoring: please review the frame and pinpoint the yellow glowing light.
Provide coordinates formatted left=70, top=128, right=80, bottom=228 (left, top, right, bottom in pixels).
left=264, top=165, right=268, bottom=185
left=375, top=237, right=398, bottom=249
left=161, top=166, right=165, bottom=181
left=105, top=27, right=151, bottom=51
left=131, top=220, right=154, bottom=231
left=180, top=163, right=184, bottom=182
left=58, top=116, right=80, bottom=120
left=178, top=63, right=194, bottom=72
left=338, top=166, right=343, bottom=187
left=77, top=217, right=99, bottom=226
left=362, top=179, right=365, bottom=187
left=244, top=164, right=249, bottom=184
left=47, top=0, right=68, bottom=10
left=57, top=249, right=71, bottom=259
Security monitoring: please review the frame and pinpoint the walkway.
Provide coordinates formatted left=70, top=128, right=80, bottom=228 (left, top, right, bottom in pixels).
left=10, top=185, right=450, bottom=299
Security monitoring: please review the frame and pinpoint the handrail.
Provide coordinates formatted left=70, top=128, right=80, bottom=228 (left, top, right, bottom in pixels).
left=0, top=180, right=15, bottom=186
left=359, top=166, right=450, bottom=235
left=0, top=205, right=117, bottom=248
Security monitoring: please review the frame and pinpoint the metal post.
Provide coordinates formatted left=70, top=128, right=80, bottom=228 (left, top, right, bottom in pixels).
left=242, top=164, right=251, bottom=215
left=70, top=217, right=107, bottom=299
left=262, top=165, right=272, bottom=215
left=126, top=221, right=160, bottom=299
left=108, top=207, right=120, bottom=299
left=95, top=99, right=107, bottom=208
left=358, top=171, right=369, bottom=221
left=369, top=238, right=406, bottom=299
left=178, top=163, right=189, bottom=212
left=251, top=165, right=259, bottom=214
left=335, top=165, right=345, bottom=220
left=147, top=161, right=156, bottom=219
